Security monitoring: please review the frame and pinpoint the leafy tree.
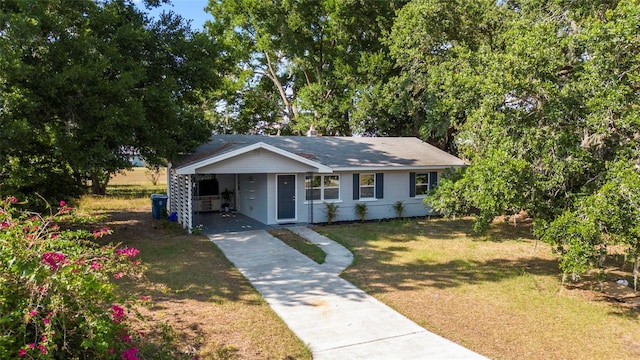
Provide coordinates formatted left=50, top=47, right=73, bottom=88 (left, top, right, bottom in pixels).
left=0, top=0, right=225, bottom=205
left=538, top=161, right=640, bottom=289
left=205, top=0, right=409, bottom=135
left=406, top=0, right=639, bottom=279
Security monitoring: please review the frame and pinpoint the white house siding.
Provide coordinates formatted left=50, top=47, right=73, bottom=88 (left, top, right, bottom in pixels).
left=237, top=173, right=269, bottom=224
left=195, top=149, right=317, bottom=174
left=297, top=170, right=438, bottom=224
left=168, top=170, right=193, bottom=231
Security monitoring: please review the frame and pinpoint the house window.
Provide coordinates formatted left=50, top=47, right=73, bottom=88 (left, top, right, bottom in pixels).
left=360, top=173, right=375, bottom=199
left=410, top=171, right=438, bottom=198
left=415, top=173, right=430, bottom=196
left=305, top=175, right=340, bottom=201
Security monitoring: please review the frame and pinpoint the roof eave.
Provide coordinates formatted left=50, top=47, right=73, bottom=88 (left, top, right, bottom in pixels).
left=174, top=142, right=333, bottom=175
left=331, top=164, right=468, bottom=172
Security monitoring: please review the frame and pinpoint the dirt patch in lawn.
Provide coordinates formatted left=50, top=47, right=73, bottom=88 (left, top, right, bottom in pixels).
left=101, top=207, right=310, bottom=359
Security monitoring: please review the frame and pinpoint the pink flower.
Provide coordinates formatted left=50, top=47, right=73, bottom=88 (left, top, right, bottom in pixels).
left=43, top=317, right=50, bottom=325
left=121, top=346, right=139, bottom=360
left=50, top=233, right=58, bottom=239
left=109, top=348, right=115, bottom=354
left=59, top=206, right=72, bottom=214
left=120, top=332, right=132, bottom=343
left=111, top=305, right=125, bottom=323
left=38, top=344, right=46, bottom=354
left=8, top=196, right=18, bottom=203
left=1, top=221, right=9, bottom=229
left=42, top=252, right=66, bottom=270
left=29, top=310, right=37, bottom=317
left=92, top=227, right=111, bottom=238
left=28, top=343, right=35, bottom=349
left=116, top=247, right=139, bottom=258
left=114, top=272, right=124, bottom=279
left=18, top=349, right=26, bottom=357
left=90, top=260, right=102, bottom=270
left=59, top=200, right=66, bottom=207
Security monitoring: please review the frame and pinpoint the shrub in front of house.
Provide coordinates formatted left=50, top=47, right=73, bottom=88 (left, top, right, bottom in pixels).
left=324, top=202, right=339, bottom=224
left=355, top=203, right=368, bottom=223
left=0, top=197, right=144, bottom=359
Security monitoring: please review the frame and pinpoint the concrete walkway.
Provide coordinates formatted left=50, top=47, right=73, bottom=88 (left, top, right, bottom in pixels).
left=207, top=228, right=487, bottom=360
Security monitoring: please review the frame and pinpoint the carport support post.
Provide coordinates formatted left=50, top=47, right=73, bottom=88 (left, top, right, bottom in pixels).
left=192, top=175, right=199, bottom=234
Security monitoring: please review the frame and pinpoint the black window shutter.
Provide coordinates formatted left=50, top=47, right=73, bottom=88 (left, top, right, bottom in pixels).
left=409, top=172, right=416, bottom=197
left=375, top=173, right=384, bottom=199
left=429, top=172, right=438, bottom=190
left=352, top=173, right=360, bottom=200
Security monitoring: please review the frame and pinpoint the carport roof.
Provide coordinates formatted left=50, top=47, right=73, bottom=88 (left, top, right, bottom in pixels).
left=172, top=134, right=467, bottom=173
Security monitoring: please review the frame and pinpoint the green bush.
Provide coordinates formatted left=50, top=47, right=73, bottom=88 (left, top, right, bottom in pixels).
left=324, top=202, right=339, bottom=224
left=393, top=201, right=405, bottom=218
left=0, top=197, right=144, bottom=359
left=355, top=203, right=368, bottom=223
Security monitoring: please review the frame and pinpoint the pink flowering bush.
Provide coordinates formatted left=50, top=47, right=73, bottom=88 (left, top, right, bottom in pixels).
left=0, top=197, right=144, bottom=359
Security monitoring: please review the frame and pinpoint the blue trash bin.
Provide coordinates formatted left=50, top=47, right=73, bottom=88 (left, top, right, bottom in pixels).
left=150, top=194, right=168, bottom=219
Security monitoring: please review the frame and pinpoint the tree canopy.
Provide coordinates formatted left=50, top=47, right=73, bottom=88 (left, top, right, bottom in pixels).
left=1, top=0, right=639, bottom=282
left=396, top=0, right=639, bottom=280
left=205, top=0, right=412, bottom=136
left=0, top=0, right=226, bottom=203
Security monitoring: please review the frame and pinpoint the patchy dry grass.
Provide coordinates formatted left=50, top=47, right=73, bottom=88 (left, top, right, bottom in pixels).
left=105, top=209, right=310, bottom=359
left=111, top=167, right=167, bottom=186
left=315, top=217, right=640, bottom=360
left=268, top=228, right=327, bottom=264
left=76, top=169, right=311, bottom=359
left=106, top=168, right=167, bottom=198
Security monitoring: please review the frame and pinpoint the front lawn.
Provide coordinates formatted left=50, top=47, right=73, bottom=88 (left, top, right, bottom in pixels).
left=315, top=218, right=640, bottom=360
left=76, top=170, right=311, bottom=359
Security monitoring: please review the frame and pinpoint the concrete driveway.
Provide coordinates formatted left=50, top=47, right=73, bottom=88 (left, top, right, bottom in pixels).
left=207, top=228, right=487, bottom=360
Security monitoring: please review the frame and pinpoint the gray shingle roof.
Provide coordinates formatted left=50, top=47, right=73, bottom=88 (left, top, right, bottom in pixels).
left=173, top=135, right=467, bottom=170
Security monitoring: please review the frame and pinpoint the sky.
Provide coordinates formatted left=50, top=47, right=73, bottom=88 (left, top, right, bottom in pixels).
left=137, top=0, right=212, bottom=30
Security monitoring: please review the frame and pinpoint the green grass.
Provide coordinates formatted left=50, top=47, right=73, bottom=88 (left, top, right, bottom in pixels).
left=315, top=217, right=640, bottom=360
left=268, top=228, right=327, bottom=264
left=74, top=170, right=312, bottom=360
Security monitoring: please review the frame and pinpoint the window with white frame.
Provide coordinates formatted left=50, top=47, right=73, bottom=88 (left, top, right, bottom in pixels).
left=359, top=173, right=375, bottom=199
left=415, top=173, right=430, bottom=196
left=305, top=175, right=340, bottom=201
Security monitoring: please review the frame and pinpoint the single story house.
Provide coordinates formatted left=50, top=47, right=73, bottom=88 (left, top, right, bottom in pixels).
left=167, top=134, right=467, bottom=231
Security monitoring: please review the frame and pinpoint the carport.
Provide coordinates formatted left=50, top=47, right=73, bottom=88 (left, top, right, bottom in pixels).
left=167, top=140, right=331, bottom=232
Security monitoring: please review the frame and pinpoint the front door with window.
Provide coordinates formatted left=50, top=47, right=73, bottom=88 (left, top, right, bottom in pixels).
left=277, top=175, right=296, bottom=221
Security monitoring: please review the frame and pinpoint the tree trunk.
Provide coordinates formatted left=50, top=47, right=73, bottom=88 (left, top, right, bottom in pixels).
left=634, top=256, right=638, bottom=291
left=90, top=171, right=110, bottom=195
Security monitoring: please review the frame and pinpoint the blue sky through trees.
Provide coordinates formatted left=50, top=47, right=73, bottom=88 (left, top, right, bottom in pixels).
left=137, top=0, right=211, bottom=30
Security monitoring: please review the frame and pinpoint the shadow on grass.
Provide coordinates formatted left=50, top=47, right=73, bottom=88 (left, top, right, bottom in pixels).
left=320, top=217, right=535, bottom=243
left=315, top=218, right=556, bottom=292
left=342, top=255, right=557, bottom=293
left=316, top=218, right=640, bottom=318
left=103, top=209, right=264, bottom=306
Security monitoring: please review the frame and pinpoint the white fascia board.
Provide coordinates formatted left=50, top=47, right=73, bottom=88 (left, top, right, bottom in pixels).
left=332, top=164, right=468, bottom=172
left=176, top=142, right=333, bottom=174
